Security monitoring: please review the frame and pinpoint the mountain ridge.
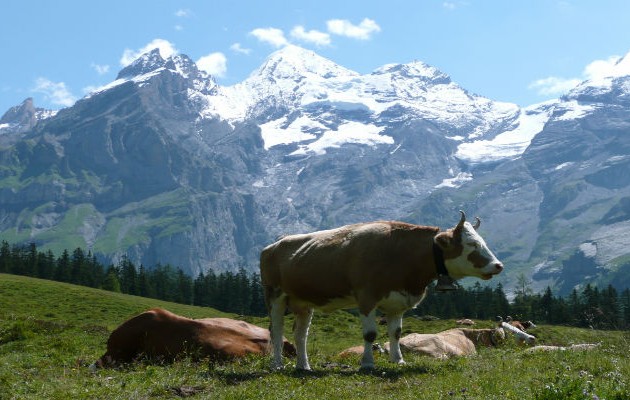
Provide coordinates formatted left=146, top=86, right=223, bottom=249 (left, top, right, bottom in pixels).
left=1, top=45, right=629, bottom=295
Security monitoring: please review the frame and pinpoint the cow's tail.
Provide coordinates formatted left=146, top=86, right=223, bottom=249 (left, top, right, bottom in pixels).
left=259, top=245, right=278, bottom=316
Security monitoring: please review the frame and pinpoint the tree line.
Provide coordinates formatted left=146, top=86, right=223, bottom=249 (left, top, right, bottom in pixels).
left=414, top=281, right=630, bottom=330
left=1, top=240, right=629, bottom=329
left=0, top=241, right=264, bottom=316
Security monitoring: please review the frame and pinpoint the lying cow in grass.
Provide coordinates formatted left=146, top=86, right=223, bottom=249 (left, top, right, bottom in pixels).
left=91, top=308, right=295, bottom=369
left=340, top=327, right=505, bottom=360
left=387, top=327, right=505, bottom=359
left=260, top=211, right=504, bottom=370
left=505, top=316, right=537, bottom=331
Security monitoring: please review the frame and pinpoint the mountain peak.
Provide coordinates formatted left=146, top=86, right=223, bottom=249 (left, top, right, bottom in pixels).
left=0, top=97, right=56, bottom=133
left=373, top=61, right=451, bottom=84
left=0, top=97, right=36, bottom=125
left=253, top=45, right=357, bottom=81
left=564, top=51, right=630, bottom=105
left=117, top=48, right=166, bottom=79
left=116, top=48, right=205, bottom=80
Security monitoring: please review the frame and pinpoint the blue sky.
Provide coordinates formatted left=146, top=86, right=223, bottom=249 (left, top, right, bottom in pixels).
left=1, top=0, right=630, bottom=114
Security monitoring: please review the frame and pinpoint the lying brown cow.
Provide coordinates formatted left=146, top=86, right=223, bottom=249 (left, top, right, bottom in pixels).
left=261, top=211, right=504, bottom=370
left=91, top=308, right=295, bottom=368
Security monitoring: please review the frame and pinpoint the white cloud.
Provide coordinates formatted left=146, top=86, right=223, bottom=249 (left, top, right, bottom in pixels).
left=174, top=24, right=184, bottom=31
left=91, top=63, right=110, bottom=75
left=290, top=26, right=331, bottom=47
left=120, top=39, right=178, bottom=66
left=175, top=9, right=191, bottom=18
left=33, top=78, right=76, bottom=107
left=443, top=1, right=468, bottom=10
left=197, top=52, right=227, bottom=77
left=326, top=18, right=381, bottom=40
left=528, top=77, right=581, bottom=97
left=230, top=42, right=251, bottom=55
left=529, top=51, right=630, bottom=97
left=250, top=27, right=289, bottom=48
left=583, top=54, right=630, bottom=82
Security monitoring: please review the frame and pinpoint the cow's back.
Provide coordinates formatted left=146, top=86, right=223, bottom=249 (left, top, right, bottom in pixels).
left=194, top=318, right=272, bottom=357
left=104, top=308, right=196, bottom=363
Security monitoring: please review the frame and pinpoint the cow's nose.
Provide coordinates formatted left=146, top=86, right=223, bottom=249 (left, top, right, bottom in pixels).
left=494, top=262, right=504, bottom=272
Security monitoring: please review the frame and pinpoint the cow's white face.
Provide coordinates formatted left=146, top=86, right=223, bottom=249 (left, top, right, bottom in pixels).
left=435, top=216, right=503, bottom=280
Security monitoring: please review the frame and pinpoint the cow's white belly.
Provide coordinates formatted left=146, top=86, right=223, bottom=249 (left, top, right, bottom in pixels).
left=288, top=291, right=425, bottom=314
left=377, top=291, right=426, bottom=313
left=317, top=296, right=357, bottom=312
left=289, top=295, right=357, bottom=313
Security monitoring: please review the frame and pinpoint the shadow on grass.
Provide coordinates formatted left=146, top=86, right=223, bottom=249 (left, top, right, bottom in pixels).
left=208, top=361, right=433, bottom=385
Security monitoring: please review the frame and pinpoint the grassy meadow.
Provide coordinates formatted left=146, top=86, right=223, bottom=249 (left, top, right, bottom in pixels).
left=0, top=273, right=628, bottom=399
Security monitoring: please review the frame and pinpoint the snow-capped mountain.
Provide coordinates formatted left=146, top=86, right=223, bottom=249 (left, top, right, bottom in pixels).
left=202, top=45, right=521, bottom=158
left=0, top=97, right=56, bottom=138
left=1, top=45, right=629, bottom=294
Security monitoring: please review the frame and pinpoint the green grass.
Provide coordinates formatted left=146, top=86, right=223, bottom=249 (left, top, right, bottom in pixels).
left=1, top=273, right=628, bottom=399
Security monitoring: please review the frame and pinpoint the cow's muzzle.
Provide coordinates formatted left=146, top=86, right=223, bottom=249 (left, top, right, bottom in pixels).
left=482, top=262, right=503, bottom=280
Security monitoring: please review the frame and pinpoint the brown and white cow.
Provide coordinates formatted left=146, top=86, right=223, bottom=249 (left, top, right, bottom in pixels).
left=91, top=308, right=295, bottom=369
left=506, top=316, right=537, bottom=331
left=260, top=211, right=503, bottom=370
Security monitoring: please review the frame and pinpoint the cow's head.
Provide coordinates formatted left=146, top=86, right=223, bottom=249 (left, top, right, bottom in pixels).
left=434, top=211, right=503, bottom=280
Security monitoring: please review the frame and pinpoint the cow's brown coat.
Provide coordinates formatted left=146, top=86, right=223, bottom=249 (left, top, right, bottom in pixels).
left=262, top=222, right=441, bottom=315
left=93, top=308, right=295, bottom=368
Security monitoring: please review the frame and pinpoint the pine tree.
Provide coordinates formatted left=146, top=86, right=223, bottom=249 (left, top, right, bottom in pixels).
left=102, top=266, right=121, bottom=292
left=118, top=255, right=138, bottom=295
left=205, top=269, right=219, bottom=308
left=538, top=286, right=554, bottom=323
left=491, top=283, right=510, bottom=319
left=153, top=263, right=178, bottom=302
left=176, top=268, right=193, bottom=305
left=70, top=247, right=89, bottom=286
left=24, top=242, right=38, bottom=277
left=0, top=241, right=11, bottom=273
left=55, top=249, right=72, bottom=283
left=620, top=288, right=630, bottom=329
left=600, top=285, right=620, bottom=329
left=249, top=273, right=267, bottom=316
left=86, top=252, right=104, bottom=288
left=38, top=249, right=56, bottom=280
left=193, top=272, right=210, bottom=307
left=580, top=284, right=601, bottom=328
left=137, top=264, right=155, bottom=298
left=236, top=268, right=252, bottom=315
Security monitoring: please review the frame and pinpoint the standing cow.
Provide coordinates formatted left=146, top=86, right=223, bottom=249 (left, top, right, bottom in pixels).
left=260, top=211, right=503, bottom=370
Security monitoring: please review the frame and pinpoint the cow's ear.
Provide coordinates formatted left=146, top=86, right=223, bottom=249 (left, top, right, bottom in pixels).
left=434, top=231, right=451, bottom=249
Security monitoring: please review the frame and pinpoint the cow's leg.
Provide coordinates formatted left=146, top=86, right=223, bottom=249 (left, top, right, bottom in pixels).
left=269, top=294, right=287, bottom=369
left=359, top=309, right=378, bottom=369
left=293, top=307, right=314, bottom=370
left=386, top=312, right=405, bottom=364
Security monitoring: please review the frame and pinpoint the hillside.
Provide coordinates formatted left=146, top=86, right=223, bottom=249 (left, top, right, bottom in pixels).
left=1, top=274, right=628, bottom=399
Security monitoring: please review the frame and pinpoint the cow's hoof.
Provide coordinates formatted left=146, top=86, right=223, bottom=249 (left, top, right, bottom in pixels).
left=359, top=364, right=375, bottom=373
left=271, top=364, right=285, bottom=371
